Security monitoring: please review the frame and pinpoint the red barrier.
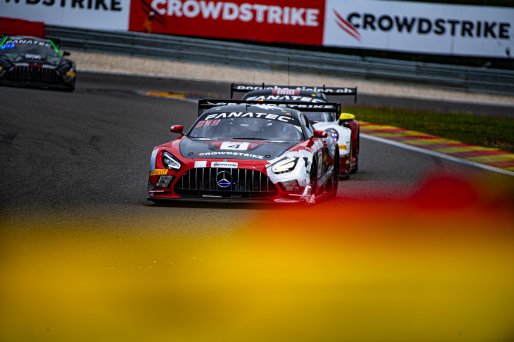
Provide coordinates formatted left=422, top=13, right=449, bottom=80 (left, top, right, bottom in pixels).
left=129, top=0, right=324, bottom=46
left=0, top=17, right=45, bottom=37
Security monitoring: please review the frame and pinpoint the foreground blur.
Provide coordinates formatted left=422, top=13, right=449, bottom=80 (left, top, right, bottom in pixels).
left=1, top=173, right=513, bottom=341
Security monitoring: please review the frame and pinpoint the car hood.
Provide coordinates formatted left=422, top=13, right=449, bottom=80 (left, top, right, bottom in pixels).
left=2, top=53, right=63, bottom=66
left=179, top=137, right=297, bottom=161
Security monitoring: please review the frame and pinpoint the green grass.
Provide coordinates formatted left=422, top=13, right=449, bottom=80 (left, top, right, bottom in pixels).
left=350, top=106, right=514, bottom=153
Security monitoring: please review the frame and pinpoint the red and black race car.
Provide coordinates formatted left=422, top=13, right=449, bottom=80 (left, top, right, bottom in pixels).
left=231, top=83, right=360, bottom=177
left=147, top=100, right=341, bottom=204
left=0, top=35, right=76, bottom=91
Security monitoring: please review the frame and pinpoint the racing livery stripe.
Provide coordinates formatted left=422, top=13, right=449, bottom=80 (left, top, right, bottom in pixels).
left=360, top=121, right=514, bottom=173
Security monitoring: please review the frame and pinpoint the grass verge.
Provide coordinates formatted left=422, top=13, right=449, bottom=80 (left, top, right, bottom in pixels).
left=350, top=106, right=514, bottom=153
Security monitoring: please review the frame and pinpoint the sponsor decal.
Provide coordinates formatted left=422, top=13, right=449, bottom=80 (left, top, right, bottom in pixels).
left=0, top=42, right=16, bottom=50
left=149, top=1, right=319, bottom=26
left=6, top=39, right=51, bottom=48
left=25, top=54, right=42, bottom=60
left=216, top=170, right=233, bottom=188
left=341, top=12, right=510, bottom=40
left=333, top=9, right=361, bottom=42
left=129, top=0, right=325, bottom=46
left=150, top=168, right=168, bottom=176
left=199, top=151, right=264, bottom=159
left=211, top=161, right=238, bottom=168
left=235, top=84, right=356, bottom=94
left=245, top=95, right=325, bottom=102
left=195, top=119, right=220, bottom=128
left=194, top=160, right=207, bottom=168
left=204, top=112, right=294, bottom=123
left=220, top=142, right=250, bottom=151
left=272, top=89, right=301, bottom=95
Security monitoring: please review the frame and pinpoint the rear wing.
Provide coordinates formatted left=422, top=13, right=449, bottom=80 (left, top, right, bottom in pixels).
left=230, top=83, right=357, bottom=103
left=198, top=99, right=341, bottom=116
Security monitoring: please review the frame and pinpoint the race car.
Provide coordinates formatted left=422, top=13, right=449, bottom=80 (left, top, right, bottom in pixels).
left=231, top=83, right=360, bottom=178
left=147, top=100, right=341, bottom=204
left=0, top=35, right=76, bottom=91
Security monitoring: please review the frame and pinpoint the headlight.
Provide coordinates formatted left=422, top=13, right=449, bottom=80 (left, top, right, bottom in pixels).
left=162, top=151, right=181, bottom=170
left=326, top=128, right=339, bottom=141
left=271, top=156, right=298, bottom=174
left=56, top=62, right=72, bottom=74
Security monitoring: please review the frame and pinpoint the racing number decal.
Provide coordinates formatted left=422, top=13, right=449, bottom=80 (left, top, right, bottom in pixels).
left=220, top=142, right=250, bottom=151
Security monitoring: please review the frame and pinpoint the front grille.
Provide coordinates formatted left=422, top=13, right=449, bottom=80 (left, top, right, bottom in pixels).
left=7, top=66, right=60, bottom=83
left=175, top=167, right=277, bottom=199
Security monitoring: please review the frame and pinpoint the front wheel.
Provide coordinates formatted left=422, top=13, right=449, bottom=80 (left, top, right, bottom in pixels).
left=339, top=150, right=352, bottom=180
left=329, top=150, right=339, bottom=198
left=351, top=128, right=360, bottom=174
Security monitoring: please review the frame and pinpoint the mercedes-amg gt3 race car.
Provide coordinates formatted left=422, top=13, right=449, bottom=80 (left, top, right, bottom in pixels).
left=232, top=83, right=360, bottom=178
left=147, top=100, right=341, bottom=204
left=0, top=35, right=76, bottom=91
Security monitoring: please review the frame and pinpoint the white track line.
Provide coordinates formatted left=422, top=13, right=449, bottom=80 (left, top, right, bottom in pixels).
left=362, top=133, right=514, bottom=177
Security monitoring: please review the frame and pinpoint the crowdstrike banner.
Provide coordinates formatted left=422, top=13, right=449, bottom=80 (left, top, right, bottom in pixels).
left=2, top=0, right=513, bottom=58
left=128, top=0, right=325, bottom=45
left=323, top=0, right=514, bottom=58
left=0, top=0, right=130, bottom=29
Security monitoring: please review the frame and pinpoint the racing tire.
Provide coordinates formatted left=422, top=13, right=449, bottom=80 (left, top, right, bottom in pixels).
left=64, top=85, right=75, bottom=92
left=351, top=128, right=360, bottom=174
left=328, top=150, right=339, bottom=198
left=149, top=199, right=167, bottom=206
left=62, top=79, right=76, bottom=92
left=307, top=161, right=318, bottom=204
left=339, top=150, right=352, bottom=181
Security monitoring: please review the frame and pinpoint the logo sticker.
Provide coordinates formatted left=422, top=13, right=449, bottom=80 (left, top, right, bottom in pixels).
left=194, top=161, right=207, bottom=168
left=211, top=162, right=238, bottom=168
left=150, top=169, right=168, bottom=176
left=216, top=171, right=233, bottom=188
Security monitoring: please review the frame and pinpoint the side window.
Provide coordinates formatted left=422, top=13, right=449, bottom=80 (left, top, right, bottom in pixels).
left=301, top=114, right=314, bottom=138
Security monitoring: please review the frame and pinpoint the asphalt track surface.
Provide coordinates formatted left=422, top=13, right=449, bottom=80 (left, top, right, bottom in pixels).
left=0, top=72, right=507, bottom=227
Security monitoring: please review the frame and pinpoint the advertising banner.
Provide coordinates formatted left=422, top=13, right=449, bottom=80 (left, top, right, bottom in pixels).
left=0, top=0, right=131, bottom=30
left=323, top=0, right=514, bottom=58
left=128, top=0, right=325, bottom=45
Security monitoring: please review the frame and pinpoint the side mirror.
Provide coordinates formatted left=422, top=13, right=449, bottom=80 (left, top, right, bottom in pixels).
left=63, top=51, right=71, bottom=57
left=339, top=113, right=355, bottom=121
left=170, top=125, right=184, bottom=135
left=313, top=129, right=328, bottom=138
left=339, top=113, right=355, bottom=127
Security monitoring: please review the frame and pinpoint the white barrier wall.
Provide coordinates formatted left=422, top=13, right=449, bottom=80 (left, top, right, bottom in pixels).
left=0, top=0, right=130, bottom=30
left=323, top=0, right=514, bottom=58
left=2, top=0, right=513, bottom=58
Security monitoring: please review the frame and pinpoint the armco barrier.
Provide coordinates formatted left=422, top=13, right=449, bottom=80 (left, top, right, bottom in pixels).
left=46, top=26, right=514, bottom=96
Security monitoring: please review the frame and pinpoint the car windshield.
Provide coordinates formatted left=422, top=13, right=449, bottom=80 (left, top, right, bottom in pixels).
left=189, top=117, right=304, bottom=141
left=304, top=112, right=335, bottom=123
left=0, top=39, right=59, bottom=57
